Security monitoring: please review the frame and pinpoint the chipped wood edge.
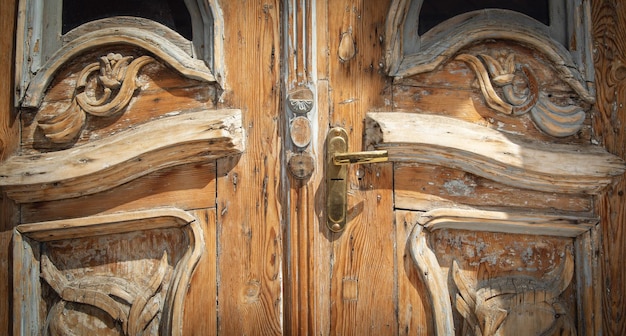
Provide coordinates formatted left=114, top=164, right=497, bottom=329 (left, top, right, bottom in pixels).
left=0, top=109, right=244, bottom=202
left=14, top=207, right=205, bottom=336
left=22, top=26, right=216, bottom=108
left=417, top=208, right=598, bottom=237
left=365, top=112, right=626, bottom=194
left=408, top=224, right=455, bottom=335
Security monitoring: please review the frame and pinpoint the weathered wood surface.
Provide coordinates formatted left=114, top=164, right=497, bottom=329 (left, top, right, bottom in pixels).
left=417, top=208, right=596, bottom=237
left=14, top=207, right=206, bottom=335
left=396, top=211, right=431, bottom=335
left=384, top=1, right=594, bottom=104
left=21, top=162, right=216, bottom=223
left=21, top=57, right=219, bottom=154
left=283, top=1, right=330, bottom=334
left=592, top=1, right=626, bottom=334
left=1, top=110, right=243, bottom=202
left=0, top=0, right=18, bottom=334
left=394, top=163, right=593, bottom=213
left=182, top=209, right=218, bottom=334
left=366, top=112, right=626, bottom=194
left=215, top=1, right=284, bottom=334
left=22, top=25, right=215, bottom=108
left=326, top=0, right=396, bottom=334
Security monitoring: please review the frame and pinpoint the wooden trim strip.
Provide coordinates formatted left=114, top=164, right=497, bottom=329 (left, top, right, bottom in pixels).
left=408, top=224, right=455, bottom=335
left=366, top=112, right=626, bottom=194
left=17, top=207, right=196, bottom=241
left=0, top=109, right=244, bottom=202
left=417, top=208, right=597, bottom=237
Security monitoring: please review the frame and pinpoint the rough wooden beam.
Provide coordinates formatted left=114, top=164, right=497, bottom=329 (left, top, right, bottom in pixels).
left=0, top=109, right=244, bottom=202
left=365, top=112, right=626, bottom=194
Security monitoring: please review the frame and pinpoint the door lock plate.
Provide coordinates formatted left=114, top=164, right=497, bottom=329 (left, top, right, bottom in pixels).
left=326, top=127, right=388, bottom=232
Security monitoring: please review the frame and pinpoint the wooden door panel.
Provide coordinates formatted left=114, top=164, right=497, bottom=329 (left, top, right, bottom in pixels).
left=3, top=0, right=626, bottom=334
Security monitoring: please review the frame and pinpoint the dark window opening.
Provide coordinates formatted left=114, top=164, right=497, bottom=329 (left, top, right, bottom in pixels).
left=418, top=0, right=550, bottom=35
left=62, top=0, right=193, bottom=39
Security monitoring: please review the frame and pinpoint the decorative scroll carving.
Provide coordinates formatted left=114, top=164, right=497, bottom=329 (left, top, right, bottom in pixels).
left=14, top=208, right=204, bottom=336
left=452, top=251, right=576, bottom=335
left=0, top=109, right=244, bottom=202
left=408, top=223, right=455, bottom=335
left=22, top=27, right=216, bottom=109
left=38, top=53, right=155, bottom=143
left=383, top=4, right=595, bottom=102
left=456, top=53, right=587, bottom=137
left=42, top=252, right=169, bottom=335
left=365, top=112, right=626, bottom=194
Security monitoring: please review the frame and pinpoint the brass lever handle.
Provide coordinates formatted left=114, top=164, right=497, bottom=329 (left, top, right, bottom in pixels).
left=333, top=150, right=388, bottom=165
left=326, top=127, right=388, bottom=232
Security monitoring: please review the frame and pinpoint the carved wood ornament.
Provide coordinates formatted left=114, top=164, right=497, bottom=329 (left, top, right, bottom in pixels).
left=6, top=12, right=242, bottom=336
left=15, top=208, right=205, bottom=335
left=380, top=1, right=625, bottom=335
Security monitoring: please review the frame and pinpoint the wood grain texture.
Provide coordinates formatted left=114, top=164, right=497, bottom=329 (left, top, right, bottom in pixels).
left=394, top=163, right=593, bottom=213
left=21, top=162, right=216, bottom=223
left=2, top=110, right=243, bottom=202
left=327, top=0, right=396, bottom=334
left=366, top=112, right=626, bottom=194
left=183, top=209, right=217, bottom=335
left=591, top=1, right=626, bottom=334
left=396, top=211, right=431, bottom=335
left=215, top=1, right=284, bottom=334
left=0, top=0, right=18, bottom=334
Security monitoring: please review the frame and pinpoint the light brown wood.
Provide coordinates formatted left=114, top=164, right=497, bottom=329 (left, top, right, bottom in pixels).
left=394, top=163, right=593, bottom=213
left=396, top=211, right=431, bottom=335
left=215, top=1, right=284, bottom=334
left=384, top=1, right=595, bottom=103
left=183, top=209, right=218, bottom=335
left=326, top=0, right=395, bottom=334
left=0, top=0, right=18, bottom=334
left=366, top=112, right=626, bottom=194
left=417, top=208, right=596, bottom=237
left=0, top=110, right=243, bottom=202
left=3, top=1, right=625, bottom=334
left=14, top=207, right=205, bottom=335
left=23, top=26, right=215, bottom=108
left=591, top=1, right=626, bottom=334
left=21, top=162, right=217, bottom=223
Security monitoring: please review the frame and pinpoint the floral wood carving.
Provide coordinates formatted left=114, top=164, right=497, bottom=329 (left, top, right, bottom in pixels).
left=38, top=53, right=155, bottom=143
left=457, top=53, right=587, bottom=138
left=452, top=251, right=576, bottom=335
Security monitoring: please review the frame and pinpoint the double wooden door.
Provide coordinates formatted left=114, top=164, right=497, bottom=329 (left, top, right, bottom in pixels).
left=3, top=0, right=625, bottom=335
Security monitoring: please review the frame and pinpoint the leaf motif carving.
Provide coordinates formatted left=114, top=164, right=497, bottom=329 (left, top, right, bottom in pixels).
left=456, top=52, right=587, bottom=138
left=452, top=251, right=576, bottom=336
left=37, top=53, right=155, bottom=144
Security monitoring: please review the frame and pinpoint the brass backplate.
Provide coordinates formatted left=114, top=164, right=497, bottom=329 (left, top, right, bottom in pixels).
left=326, top=127, right=349, bottom=232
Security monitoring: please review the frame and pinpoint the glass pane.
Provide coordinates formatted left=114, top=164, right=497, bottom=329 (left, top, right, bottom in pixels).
left=419, top=0, right=550, bottom=35
left=62, top=0, right=193, bottom=39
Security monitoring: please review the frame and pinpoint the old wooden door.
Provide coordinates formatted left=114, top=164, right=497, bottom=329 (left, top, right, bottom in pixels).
left=2, top=0, right=626, bottom=335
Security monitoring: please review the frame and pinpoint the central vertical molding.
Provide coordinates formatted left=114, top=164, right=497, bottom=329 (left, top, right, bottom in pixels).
left=282, top=0, right=326, bottom=333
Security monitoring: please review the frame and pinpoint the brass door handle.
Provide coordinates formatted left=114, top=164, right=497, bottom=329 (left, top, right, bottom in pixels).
left=326, top=127, right=388, bottom=232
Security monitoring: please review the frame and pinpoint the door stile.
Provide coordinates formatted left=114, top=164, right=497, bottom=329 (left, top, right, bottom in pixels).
left=325, top=0, right=395, bottom=334
left=215, top=1, right=284, bottom=334
left=282, top=0, right=332, bottom=333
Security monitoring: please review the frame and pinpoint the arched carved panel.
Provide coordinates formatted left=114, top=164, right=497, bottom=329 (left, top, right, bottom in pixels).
left=13, top=208, right=206, bottom=336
